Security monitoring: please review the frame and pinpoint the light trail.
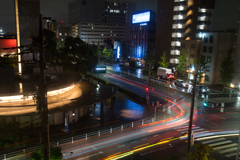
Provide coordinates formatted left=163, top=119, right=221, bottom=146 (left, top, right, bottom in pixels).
left=102, top=137, right=180, bottom=160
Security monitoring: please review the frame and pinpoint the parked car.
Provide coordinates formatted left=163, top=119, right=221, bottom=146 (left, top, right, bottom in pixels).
left=174, top=79, right=189, bottom=88
left=195, top=85, right=209, bottom=93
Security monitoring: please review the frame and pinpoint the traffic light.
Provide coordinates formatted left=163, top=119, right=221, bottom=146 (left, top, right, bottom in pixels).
left=146, top=86, right=149, bottom=92
left=203, top=102, right=208, bottom=107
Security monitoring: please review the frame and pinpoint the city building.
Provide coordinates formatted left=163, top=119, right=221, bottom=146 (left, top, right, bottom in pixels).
left=129, top=10, right=156, bottom=60
left=56, top=21, right=71, bottom=47
left=69, top=0, right=135, bottom=46
left=232, top=7, right=240, bottom=88
left=181, top=31, right=235, bottom=85
left=155, top=0, right=215, bottom=67
left=180, top=39, right=201, bottom=80
left=42, top=17, right=56, bottom=33
left=14, top=0, right=40, bottom=73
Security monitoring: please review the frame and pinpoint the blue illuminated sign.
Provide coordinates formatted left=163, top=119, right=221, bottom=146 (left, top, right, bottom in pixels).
left=140, top=23, right=147, bottom=26
left=117, top=44, right=120, bottom=59
left=65, top=111, right=69, bottom=133
left=132, top=11, right=150, bottom=24
left=138, top=47, right=141, bottom=58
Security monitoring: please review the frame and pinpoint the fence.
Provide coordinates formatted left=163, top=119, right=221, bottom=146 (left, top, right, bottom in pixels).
left=0, top=108, right=176, bottom=160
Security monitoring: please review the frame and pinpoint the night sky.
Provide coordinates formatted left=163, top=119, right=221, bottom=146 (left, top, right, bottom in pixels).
left=0, top=0, right=239, bottom=33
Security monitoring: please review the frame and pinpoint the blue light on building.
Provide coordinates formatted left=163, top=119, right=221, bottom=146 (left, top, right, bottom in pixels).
left=138, top=46, right=141, bottom=58
left=117, top=44, right=120, bottom=59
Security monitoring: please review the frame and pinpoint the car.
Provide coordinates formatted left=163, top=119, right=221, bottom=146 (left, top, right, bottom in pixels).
left=174, top=79, right=189, bottom=88
left=195, top=85, right=209, bottom=93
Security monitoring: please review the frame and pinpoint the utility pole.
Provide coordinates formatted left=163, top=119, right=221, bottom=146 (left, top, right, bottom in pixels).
left=147, top=63, right=151, bottom=104
left=39, top=14, right=50, bottom=160
left=187, top=73, right=197, bottom=153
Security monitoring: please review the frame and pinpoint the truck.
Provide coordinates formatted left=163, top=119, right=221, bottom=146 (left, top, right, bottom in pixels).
left=157, top=67, right=174, bottom=79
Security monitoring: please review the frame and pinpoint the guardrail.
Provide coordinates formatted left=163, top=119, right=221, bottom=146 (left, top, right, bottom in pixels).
left=0, top=106, right=178, bottom=160
left=114, top=70, right=169, bottom=88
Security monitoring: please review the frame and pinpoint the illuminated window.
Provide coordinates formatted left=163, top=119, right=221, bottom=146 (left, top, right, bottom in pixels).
left=110, top=10, right=113, bottom=13
left=171, top=50, right=180, bottom=55
left=65, top=33, right=67, bottom=36
left=170, top=58, right=179, bottom=64
left=207, top=56, right=211, bottom=63
left=59, top=33, right=62, bottom=36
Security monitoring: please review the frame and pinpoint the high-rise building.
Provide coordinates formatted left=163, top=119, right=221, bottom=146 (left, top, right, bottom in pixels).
left=155, top=0, right=215, bottom=67
left=129, top=10, right=156, bottom=60
left=56, top=21, right=71, bottom=47
left=14, top=0, right=40, bottom=73
left=181, top=31, right=235, bottom=85
left=232, top=7, right=240, bottom=87
left=69, top=0, right=135, bottom=45
left=42, top=17, right=57, bottom=33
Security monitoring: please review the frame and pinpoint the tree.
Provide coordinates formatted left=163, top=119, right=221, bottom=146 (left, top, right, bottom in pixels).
left=0, top=56, right=16, bottom=68
left=0, top=122, right=30, bottom=148
left=61, top=37, right=94, bottom=74
left=103, top=47, right=114, bottom=62
left=43, top=29, right=57, bottom=62
left=194, top=54, right=208, bottom=84
left=176, top=52, right=187, bottom=79
left=144, top=43, right=154, bottom=69
left=187, top=143, right=214, bottom=160
left=158, top=51, right=169, bottom=68
left=31, top=145, right=63, bottom=160
left=220, top=49, right=235, bottom=89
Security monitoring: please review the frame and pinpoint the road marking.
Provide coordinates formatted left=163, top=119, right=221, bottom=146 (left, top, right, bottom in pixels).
left=202, top=138, right=226, bottom=144
left=142, top=138, right=148, bottom=140
left=219, top=147, right=237, bottom=153
left=220, top=117, right=226, bottom=120
left=177, top=126, right=200, bottom=132
left=209, top=140, right=232, bottom=147
left=99, top=151, right=103, bottom=154
left=212, top=123, right=217, bottom=126
left=131, top=141, right=137, bottom=144
left=153, top=135, right=159, bottom=137
left=213, top=143, right=237, bottom=150
left=118, top=145, right=125, bottom=148
left=225, top=151, right=239, bottom=157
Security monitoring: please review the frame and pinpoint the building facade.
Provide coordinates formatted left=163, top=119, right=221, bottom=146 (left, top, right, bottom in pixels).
left=129, top=11, right=156, bottom=60
left=42, top=17, right=57, bottom=33
left=155, top=0, right=215, bottom=67
left=14, top=0, right=40, bottom=73
left=69, top=0, right=135, bottom=45
left=232, top=8, right=240, bottom=88
left=181, top=32, right=235, bottom=85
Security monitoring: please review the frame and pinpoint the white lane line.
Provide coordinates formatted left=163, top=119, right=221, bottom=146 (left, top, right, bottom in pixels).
left=213, top=143, right=237, bottom=150
left=153, top=135, right=159, bottom=137
left=226, top=151, right=240, bottom=157
left=219, top=147, right=237, bottom=153
left=173, top=124, right=195, bottom=129
left=202, top=138, right=226, bottom=144
left=212, top=123, right=218, bottom=126
left=118, top=145, right=125, bottom=148
left=142, top=138, right=148, bottom=140
left=220, top=117, right=226, bottom=120
left=131, top=141, right=137, bottom=144
left=177, top=126, right=200, bottom=132
left=209, top=140, right=232, bottom=147
left=191, top=128, right=205, bottom=132
left=194, top=131, right=209, bottom=134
